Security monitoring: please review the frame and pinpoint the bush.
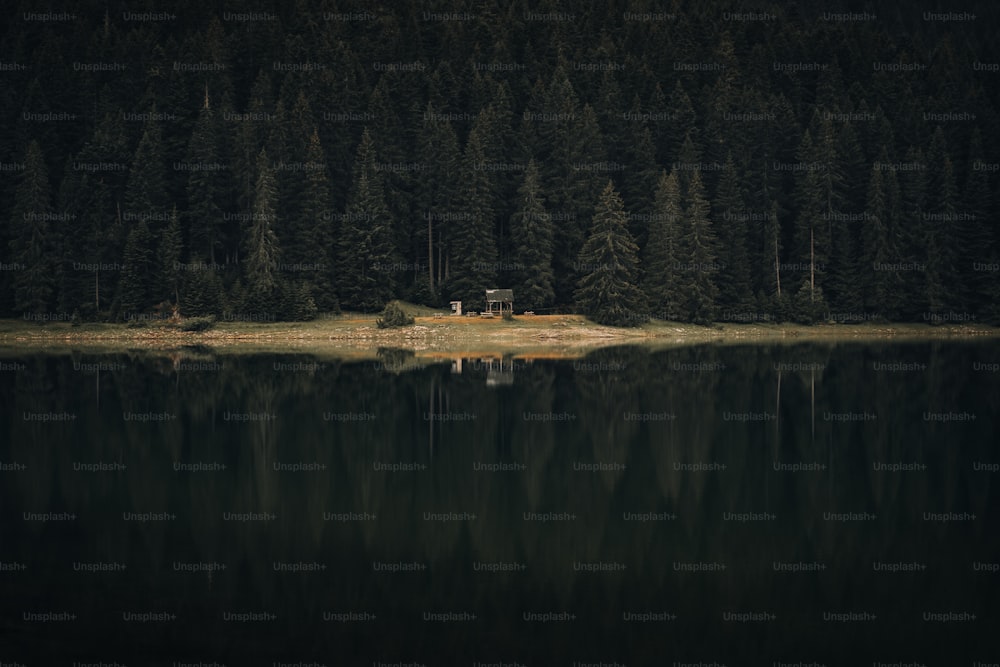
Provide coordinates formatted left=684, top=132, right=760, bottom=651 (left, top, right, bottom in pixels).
left=180, top=316, right=216, bottom=332
left=376, top=301, right=415, bottom=328
left=502, top=310, right=515, bottom=321
left=284, top=281, right=318, bottom=321
left=791, top=280, right=828, bottom=324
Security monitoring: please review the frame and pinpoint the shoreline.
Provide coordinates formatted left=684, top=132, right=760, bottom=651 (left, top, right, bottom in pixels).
left=0, top=315, right=996, bottom=357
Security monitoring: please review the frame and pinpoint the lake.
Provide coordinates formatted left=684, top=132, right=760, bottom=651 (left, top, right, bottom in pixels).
left=1, top=342, right=997, bottom=664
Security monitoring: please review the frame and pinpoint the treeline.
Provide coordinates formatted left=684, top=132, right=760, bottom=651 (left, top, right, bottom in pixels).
left=1, top=0, right=998, bottom=325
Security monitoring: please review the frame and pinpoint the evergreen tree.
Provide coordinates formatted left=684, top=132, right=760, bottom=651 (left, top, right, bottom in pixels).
left=185, top=94, right=230, bottom=265
left=642, top=171, right=684, bottom=321
left=791, top=130, right=827, bottom=296
left=61, top=114, right=130, bottom=317
left=416, top=103, right=462, bottom=297
left=763, top=199, right=784, bottom=312
left=897, top=146, right=928, bottom=318
left=925, top=156, right=957, bottom=318
left=924, top=128, right=961, bottom=313
left=678, top=170, right=719, bottom=324
left=574, top=181, right=646, bottom=327
left=244, top=148, right=281, bottom=312
left=827, top=122, right=866, bottom=313
left=621, top=96, right=658, bottom=244
left=447, top=128, right=497, bottom=310
left=118, top=220, right=154, bottom=318
left=712, top=154, right=753, bottom=316
left=8, top=141, right=54, bottom=316
left=676, top=130, right=701, bottom=196
left=666, top=81, right=698, bottom=160
left=292, top=129, right=337, bottom=312
left=158, top=206, right=182, bottom=306
left=861, top=158, right=898, bottom=318
left=181, top=258, right=224, bottom=317
left=509, top=160, right=554, bottom=312
left=337, top=129, right=396, bottom=312
left=962, top=129, right=993, bottom=315
left=124, top=108, right=167, bottom=228
left=270, top=91, right=314, bottom=262
left=549, top=104, right=607, bottom=304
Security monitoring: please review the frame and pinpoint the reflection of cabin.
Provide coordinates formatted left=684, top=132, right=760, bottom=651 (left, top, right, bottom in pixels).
left=449, top=355, right=516, bottom=386
left=484, top=357, right=515, bottom=387
left=484, top=289, right=514, bottom=316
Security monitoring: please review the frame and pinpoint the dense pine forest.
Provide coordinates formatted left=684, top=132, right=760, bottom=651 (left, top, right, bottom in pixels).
left=2, top=0, right=998, bottom=326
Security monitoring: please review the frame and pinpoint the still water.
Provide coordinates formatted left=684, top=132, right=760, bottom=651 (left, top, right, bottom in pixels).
left=1, top=343, right=997, bottom=664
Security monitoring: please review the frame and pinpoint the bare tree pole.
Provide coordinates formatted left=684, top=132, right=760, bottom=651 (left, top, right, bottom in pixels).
left=427, top=211, right=434, bottom=291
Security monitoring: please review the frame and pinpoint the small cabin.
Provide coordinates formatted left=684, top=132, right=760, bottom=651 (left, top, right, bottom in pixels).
left=450, top=300, right=462, bottom=316
left=484, top=289, right=513, bottom=316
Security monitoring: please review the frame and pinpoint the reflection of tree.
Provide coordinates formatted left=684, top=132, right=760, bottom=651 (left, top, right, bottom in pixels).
left=1, top=343, right=996, bottom=658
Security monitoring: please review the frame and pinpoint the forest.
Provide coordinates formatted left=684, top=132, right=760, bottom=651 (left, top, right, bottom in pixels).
left=1, top=0, right=997, bottom=326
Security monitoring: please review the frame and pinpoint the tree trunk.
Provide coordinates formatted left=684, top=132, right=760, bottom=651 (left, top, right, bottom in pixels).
left=427, top=211, right=434, bottom=290
left=810, top=226, right=815, bottom=300
left=774, top=230, right=781, bottom=297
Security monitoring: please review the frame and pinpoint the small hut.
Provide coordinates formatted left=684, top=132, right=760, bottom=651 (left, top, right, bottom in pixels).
left=484, top=289, right=514, bottom=316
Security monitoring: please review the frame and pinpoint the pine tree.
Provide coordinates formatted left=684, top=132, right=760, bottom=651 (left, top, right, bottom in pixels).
left=158, top=206, right=182, bottom=306
left=118, top=220, right=154, bottom=319
left=897, top=146, right=928, bottom=319
left=924, top=128, right=961, bottom=314
left=124, top=108, right=167, bottom=229
left=712, top=154, right=753, bottom=316
left=925, top=156, right=957, bottom=318
left=337, top=129, right=396, bottom=312
left=509, top=160, right=554, bottom=312
left=574, top=181, right=646, bottom=327
left=962, top=129, right=993, bottom=315
left=642, top=171, right=684, bottom=321
left=549, top=104, right=607, bottom=304
left=185, top=95, right=230, bottom=265
left=763, top=199, right=785, bottom=315
left=244, top=148, right=281, bottom=312
left=8, top=141, right=54, bottom=316
left=58, top=114, right=130, bottom=317
left=678, top=170, right=719, bottom=324
left=675, top=130, right=701, bottom=196
left=621, top=96, right=658, bottom=244
left=231, top=69, right=273, bottom=218
left=666, top=81, right=698, bottom=161
left=447, top=128, right=497, bottom=310
left=270, top=91, right=314, bottom=263
left=292, top=129, right=337, bottom=312
left=416, top=102, right=462, bottom=296
left=827, top=122, right=866, bottom=313
left=181, top=258, right=224, bottom=317
left=792, top=130, right=827, bottom=296
left=861, top=157, right=898, bottom=317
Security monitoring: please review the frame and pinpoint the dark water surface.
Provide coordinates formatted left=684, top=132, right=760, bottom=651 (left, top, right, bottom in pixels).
left=1, top=343, right=997, bottom=665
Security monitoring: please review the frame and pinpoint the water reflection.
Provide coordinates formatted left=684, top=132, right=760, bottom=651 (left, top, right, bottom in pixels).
left=0, top=342, right=997, bottom=664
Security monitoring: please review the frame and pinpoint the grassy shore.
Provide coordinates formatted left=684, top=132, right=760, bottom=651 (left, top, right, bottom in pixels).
left=0, top=302, right=996, bottom=358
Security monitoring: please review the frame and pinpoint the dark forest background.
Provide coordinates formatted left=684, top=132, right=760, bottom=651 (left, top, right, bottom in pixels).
left=1, top=0, right=998, bottom=325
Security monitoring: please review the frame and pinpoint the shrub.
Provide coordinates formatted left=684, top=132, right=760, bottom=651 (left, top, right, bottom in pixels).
left=180, top=316, right=216, bottom=332
left=376, top=301, right=414, bottom=328
left=285, top=281, right=318, bottom=321
left=791, top=280, right=828, bottom=324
